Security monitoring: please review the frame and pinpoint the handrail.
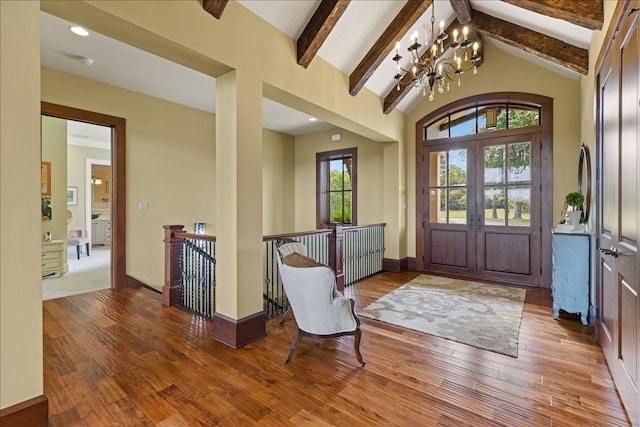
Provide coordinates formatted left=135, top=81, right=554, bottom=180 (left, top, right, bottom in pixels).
left=175, top=231, right=217, bottom=242
left=263, top=229, right=332, bottom=241
left=344, top=222, right=387, bottom=231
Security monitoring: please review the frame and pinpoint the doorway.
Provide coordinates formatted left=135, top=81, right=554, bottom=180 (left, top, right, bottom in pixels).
left=41, top=102, right=127, bottom=290
left=416, top=94, right=553, bottom=287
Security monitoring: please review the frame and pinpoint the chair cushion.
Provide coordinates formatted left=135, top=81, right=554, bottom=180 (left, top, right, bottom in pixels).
left=283, top=253, right=324, bottom=268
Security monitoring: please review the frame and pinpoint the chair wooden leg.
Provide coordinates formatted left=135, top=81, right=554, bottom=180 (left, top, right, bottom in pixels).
left=85, top=242, right=90, bottom=256
left=284, top=330, right=303, bottom=364
left=76, top=245, right=81, bottom=260
left=354, top=327, right=365, bottom=367
left=279, top=306, right=291, bottom=325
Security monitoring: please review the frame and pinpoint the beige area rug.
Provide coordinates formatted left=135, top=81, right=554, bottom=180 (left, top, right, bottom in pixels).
left=359, top=274, right=526, bottom=357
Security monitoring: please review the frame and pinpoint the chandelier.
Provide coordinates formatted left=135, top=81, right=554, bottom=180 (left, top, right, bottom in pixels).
left=393, top=3, right=481, bottom=101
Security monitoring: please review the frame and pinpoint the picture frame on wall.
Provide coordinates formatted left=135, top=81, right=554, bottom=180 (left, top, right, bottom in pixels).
left=41, top=162, right=51, bottom=196
left=67, top=187, right=78, bottom=206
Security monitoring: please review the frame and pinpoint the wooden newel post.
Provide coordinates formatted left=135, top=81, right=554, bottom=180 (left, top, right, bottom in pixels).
left=329, top=224, right=345, bottom=293
left=163, top=225, right=184, bottom=307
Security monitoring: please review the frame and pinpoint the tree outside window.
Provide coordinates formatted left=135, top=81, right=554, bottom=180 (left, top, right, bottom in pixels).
left=316, top=148, right=357, bottom=228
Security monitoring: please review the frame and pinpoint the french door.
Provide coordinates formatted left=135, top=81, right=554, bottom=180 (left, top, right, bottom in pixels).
left=423, top=132, right=541, bottom=285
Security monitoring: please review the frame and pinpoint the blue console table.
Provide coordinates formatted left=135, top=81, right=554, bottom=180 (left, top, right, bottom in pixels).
left=552, top=232, right=589, bottom=325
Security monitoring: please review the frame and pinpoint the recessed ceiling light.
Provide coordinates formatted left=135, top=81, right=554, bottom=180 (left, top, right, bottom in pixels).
left=309, top=117, right=317, bottom=122
left=69, top=26, right=89, bottom=37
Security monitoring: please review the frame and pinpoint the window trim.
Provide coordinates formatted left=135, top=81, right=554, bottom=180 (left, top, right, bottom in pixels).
left=316, top=148, right=357, bottom=229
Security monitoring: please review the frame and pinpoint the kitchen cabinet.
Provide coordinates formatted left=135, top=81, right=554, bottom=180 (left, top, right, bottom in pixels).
left=92, top=219, right=112, bottom=246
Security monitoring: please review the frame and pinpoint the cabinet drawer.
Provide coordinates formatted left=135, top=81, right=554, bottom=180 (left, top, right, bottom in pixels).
left=42, top=251, right=59, bottom=261
left=42, top=259, right=61, bottom=269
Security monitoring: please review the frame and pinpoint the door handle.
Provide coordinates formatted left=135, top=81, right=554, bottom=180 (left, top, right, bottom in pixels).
left=599, top=247, right=618, bottom=257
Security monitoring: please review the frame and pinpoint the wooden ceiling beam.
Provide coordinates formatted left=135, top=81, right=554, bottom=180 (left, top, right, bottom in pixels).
left=202, top=0, right=229, bottom=19
left=297, top=0, right=350, bottom=69
left=501, top=0, right=604, bottom=30
left=349, top=0, right=432, bottom=96
left=471, top=10, right=588, bottom=75
left=383, top=25, right=483, bottom=114
left=449, top=0, right=472, bottom=25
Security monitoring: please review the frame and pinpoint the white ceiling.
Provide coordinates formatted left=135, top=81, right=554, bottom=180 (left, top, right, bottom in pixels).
left=40, top=1, right=593, bottom=141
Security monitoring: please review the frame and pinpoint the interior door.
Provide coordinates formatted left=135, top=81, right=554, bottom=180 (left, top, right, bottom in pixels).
left=597, top=4, right=639, bottom=425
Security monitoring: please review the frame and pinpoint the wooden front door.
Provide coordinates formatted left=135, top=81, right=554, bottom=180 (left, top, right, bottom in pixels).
left=423, top=131, right=541, bottom=285
left=597, top=3, right=639, bottom=425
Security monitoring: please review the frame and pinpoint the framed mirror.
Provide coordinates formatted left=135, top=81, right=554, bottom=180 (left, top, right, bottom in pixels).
left=577, top=144, right=591, bottom=223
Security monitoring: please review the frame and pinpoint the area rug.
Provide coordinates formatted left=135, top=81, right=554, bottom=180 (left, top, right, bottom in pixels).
left=358, top=274, right=526, bottom=357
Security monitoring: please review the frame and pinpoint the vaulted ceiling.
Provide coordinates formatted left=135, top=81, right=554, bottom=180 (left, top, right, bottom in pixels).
left=225, top=0, right=601, bottom=114
left=40, top=1, right=602, bottom=138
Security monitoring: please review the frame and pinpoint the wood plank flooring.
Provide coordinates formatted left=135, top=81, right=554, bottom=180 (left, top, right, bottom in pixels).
left=43, top=271, right=631, bottom=426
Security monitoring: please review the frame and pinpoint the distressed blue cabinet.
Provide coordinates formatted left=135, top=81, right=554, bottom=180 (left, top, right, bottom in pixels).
left=552, top=232, right=589, bottom=325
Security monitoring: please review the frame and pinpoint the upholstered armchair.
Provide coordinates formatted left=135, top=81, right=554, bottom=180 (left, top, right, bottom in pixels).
left=67, top=224, right=90, bottom=260
left=277, top=242, right=365, bottom=367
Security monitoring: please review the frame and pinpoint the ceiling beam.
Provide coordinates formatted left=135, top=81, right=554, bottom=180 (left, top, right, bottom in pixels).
left=297, top=0, right=350, bottom=69
left=383, top=25, right=483, bottom=114
left=501, top=0, right=603, bottom=30
left=349, top=0, right=432, bottom=96
left=471, top=10, right=588, bottom=75
left=449, top=0, right=472, bottom=25
left=202, top=0, right=229, bottom=19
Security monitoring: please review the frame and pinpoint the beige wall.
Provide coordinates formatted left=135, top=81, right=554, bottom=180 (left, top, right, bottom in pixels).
left=41, top=116, right=68, bottom=243
left=294, top=129, right=385, bottom=231
left=68, top=141, right=110, bottom=229
left=0, top=0, right=43, bottom=410
left=263, top=129, right=295, bottom=235
left=42, top=67, right=216, bottom=290
left=405, top=42, right=583, bottom=258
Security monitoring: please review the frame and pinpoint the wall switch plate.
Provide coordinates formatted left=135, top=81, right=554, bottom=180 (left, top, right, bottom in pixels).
left=138, top=201, right=149, bottom=210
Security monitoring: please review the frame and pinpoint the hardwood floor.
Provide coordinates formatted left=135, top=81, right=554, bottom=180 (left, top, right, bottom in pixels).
left=43, top=271, right=631, bottom=426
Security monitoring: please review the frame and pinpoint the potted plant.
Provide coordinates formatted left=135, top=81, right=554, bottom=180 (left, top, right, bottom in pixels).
left=564, top=192, right=585, bottom=225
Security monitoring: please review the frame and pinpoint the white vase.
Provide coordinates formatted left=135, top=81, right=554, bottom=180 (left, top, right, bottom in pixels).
left=566, top=210, right=581, bottom=226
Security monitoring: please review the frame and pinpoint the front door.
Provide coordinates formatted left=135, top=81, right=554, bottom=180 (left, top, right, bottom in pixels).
left=597, top=3, right=639, bottom=424
left=423, top=132, right=541, bottom=285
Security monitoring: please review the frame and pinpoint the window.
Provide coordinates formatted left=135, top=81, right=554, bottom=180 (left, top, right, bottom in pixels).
left=316, top=148, right=357, bottom=228
left=425, top=103, right=540, bottom=140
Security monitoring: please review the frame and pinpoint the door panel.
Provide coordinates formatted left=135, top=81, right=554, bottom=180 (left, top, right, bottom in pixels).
left=476, top=135, right=540, bottom=285
left=597, top=4, right=639, bottom=425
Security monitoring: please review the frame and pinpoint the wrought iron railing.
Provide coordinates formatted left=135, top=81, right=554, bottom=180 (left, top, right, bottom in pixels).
left=164, top=223, right=385, bottom=320
left=263, top=230, right=332, bottom=319
left=180, top=236, right=216, bottom=318
left=343, top=223, right=385, bottom=286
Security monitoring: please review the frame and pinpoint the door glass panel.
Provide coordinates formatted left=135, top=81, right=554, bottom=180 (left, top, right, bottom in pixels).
left=449, top=188, right=467, bottom=224
left=449, top=149, right=467, bottom=185
left=508, top=186, right=531, bottom=227
left=428, top=189, right=447, bottom=223
left=429, top=149, right=467, bottom=224
left=508, top=142, right=531, bottom=183
left=484, top=187, right=505, bottom=226
left=484, top=146, right=504, bottom=184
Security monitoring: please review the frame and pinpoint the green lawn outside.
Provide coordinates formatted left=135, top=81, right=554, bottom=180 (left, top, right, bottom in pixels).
left=441, top=209, right=531, bottom=226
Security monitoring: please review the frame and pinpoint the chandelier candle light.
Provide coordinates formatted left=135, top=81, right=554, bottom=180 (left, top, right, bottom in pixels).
left=393, top=3, right=481, bottom=101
